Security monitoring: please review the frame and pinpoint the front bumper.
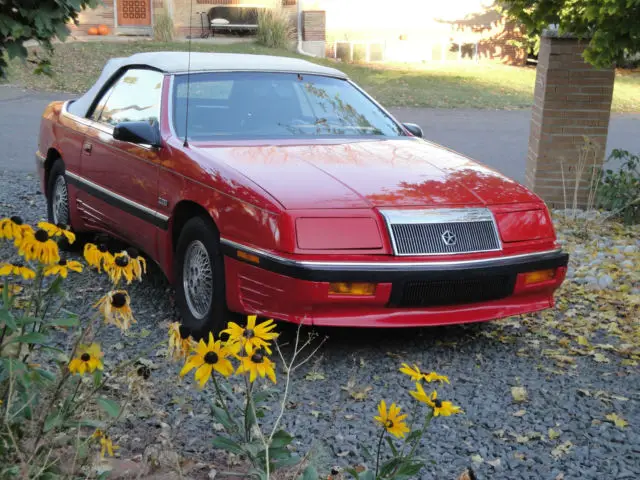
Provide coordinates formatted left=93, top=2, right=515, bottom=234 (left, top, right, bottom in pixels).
left=221, top=239, right=569, bottom=327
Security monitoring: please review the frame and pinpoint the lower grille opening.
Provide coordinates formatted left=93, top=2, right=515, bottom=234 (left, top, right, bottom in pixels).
left=390, top=275, right=516, bottom=308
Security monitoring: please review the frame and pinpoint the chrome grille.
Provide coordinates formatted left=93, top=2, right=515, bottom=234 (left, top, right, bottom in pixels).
left=381, top=208, right=502, bottom=256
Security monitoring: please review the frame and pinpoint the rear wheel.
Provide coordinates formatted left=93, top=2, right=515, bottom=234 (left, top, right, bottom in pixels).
left=174, top=216, right=227, bottom=336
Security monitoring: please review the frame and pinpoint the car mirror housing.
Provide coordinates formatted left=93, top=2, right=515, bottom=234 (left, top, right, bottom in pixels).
left=113, top=121, right=161, bottom=148
left=403, top=122, right=423, bottom=138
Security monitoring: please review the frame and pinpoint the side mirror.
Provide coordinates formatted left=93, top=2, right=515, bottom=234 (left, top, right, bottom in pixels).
left=403, top=122, right=423, bottom=138
left=113, top=121, right=161, bottom=148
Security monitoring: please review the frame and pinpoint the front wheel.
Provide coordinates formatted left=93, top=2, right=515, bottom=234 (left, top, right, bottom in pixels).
left=174, top=216, right=227, bottom=335
left=47, top=160, right=70, bottom=226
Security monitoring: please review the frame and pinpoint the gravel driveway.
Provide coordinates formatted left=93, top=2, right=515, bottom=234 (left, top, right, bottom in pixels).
left=1, top=170, right=638, bottom=479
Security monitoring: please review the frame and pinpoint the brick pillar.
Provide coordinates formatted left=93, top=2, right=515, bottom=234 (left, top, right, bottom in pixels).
left=525, top=31, right=614, bottom=207
left=301, top=10, right=326, bottom=57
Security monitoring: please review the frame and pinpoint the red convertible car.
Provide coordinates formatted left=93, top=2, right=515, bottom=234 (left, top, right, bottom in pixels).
left=36, top=52, right=568, bottom=333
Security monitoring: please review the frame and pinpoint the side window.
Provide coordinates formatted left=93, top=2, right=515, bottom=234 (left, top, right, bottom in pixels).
left=90, top=85, right=115, bottom=122
left=97, top=69, right=164, bottom=126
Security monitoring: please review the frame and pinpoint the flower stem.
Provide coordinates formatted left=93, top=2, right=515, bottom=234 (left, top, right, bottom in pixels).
left=211, top=374, right=235, bottom=433
left=243, top=378, right=253, bottom=442
left=406, top=408, right=434, bottom=461
left=375, top=428, right=386, bottom=478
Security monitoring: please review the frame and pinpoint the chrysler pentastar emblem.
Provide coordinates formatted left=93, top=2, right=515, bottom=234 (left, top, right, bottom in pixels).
left=441, top=230, right=457, bottom=246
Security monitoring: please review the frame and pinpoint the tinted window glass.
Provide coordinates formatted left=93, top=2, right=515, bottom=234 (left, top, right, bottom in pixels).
left=173, top=72, right=404, bottom=139
left=98, top=69, right=163, bottom=126
left=89, top=85, right=115, bottom=122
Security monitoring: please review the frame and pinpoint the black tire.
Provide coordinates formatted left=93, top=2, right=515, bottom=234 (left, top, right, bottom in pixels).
left=174, top=216, right=227, bottom=336
left=46, top=159, right=69, bottom=226
left=45, top=159, right=90, bottom=251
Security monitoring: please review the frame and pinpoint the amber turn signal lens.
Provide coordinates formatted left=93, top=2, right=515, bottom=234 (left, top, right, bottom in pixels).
left=523, top=269, right=555, bottom=285
left=329, top=282, right=376, bottom=296
left=237, top=250, right=260, bottom=264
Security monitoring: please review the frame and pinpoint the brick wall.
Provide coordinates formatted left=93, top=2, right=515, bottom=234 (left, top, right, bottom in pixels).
left=302, top=11, right=325, bottom=41
left=525, top=33, right=614, bottom=207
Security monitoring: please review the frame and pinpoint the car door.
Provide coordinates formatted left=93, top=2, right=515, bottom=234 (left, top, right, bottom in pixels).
left=78, top=68, right=165, bottom=259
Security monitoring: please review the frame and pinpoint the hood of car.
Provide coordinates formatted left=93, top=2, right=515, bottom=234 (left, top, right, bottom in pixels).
left=195, top=138, right=541, bottom=210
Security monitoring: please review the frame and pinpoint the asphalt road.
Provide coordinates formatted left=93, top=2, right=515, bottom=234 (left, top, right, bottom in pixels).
left=2, top=85, right=639, bottom=183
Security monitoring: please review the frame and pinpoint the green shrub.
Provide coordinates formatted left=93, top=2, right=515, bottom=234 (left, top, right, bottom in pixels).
left=256, top=8, right=293, bottom=50
left=153, top=12, right=175, bottom=43
left=597, top=149, right=640, bottom=224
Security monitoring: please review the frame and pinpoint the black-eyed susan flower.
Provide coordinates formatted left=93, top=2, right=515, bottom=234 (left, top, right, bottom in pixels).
left=221, top=315, right=278, bottom=355
left=18, top=229, right=60, bottom=265
left=168, top=322, right=194, bottom=360
left=423, top=372, right=450, bottom=384
left=399, top=363, right=450, bottom=384
left=374, top=400, right=410, bottom=438
left=94, top=290, right=136, bottom=331
left=43, top=258, right=83, bottom=278
left=0, top=216, right=32, bottom=242
left=0, top=262, right=36, bottom=280
left=37, top=221, right=76, bottom=244
left=126, top=247, right=146, bottom=281
left=236, top=348, right=277, bottom=384
left=0, top=283, right=23, bottom=297
left=105, top=252, right=136, bottom=285
left=180, top=332, right=234, bottom=388
left=69, top=343, right=104, bottom=375
left=409, top=383, right=461, bottom=417
left=92, top=430, right=118, bottom=458
left=84, top=242, right=113, bottom=272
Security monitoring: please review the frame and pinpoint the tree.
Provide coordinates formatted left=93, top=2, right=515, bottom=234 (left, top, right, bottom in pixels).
left=0, top=0, right=97, bottom=76
left=499, top=0, right=640, bottom=67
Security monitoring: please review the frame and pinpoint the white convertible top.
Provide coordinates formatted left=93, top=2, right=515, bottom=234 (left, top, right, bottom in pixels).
left=67, top=52, right=348, bottom=117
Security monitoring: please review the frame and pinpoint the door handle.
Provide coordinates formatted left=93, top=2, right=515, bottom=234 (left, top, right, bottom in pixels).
left=83, top=143, right=93, bottom=154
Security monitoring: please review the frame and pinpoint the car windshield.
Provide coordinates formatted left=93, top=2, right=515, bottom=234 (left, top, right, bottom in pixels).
left=172, top=72, right=405, bottom=140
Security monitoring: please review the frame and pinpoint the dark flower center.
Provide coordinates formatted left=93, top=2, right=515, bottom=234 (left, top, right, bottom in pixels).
left=204, top=351, right=219, bottom=364
left=250, top=352, right=264, bottom=363
left=178, top=325, right=191, bottom=339
left=81, top=353, right=91, bottom=362
left=115, top=255, right=129, bottom=267
left=126, top=247, right=139, bottom=258
left=14, top=262, right=24, bottom=268
left=111, top=292, right=127, bottom=308
left=243, top=329, right=255, bottom=339
left=433, top=399, right=442, bottom=408
left=385, top=419, right=394, bottom=428
left=10, top=216, right=23, bottom=225
left=98, top=243, right=109, bottom=253
left=137, top=365, right=151, bottom=379
left=58, top=259, right=67, bottom=266
left=34, top=229, right=49, bottom=242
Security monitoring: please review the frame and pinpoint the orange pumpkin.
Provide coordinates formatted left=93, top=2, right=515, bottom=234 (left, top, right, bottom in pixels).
left=98, top=24, right=110, bottom=35
left=87, top=27, right=99, bottom=35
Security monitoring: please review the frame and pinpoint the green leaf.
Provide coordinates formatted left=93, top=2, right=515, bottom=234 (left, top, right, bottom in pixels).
left=7, top=332, right=48, bottom=346
left=0, top=308, right=17, bottom=332
left=209, top=401, right=238, bottom=432
left=271, top=454, right=300, bottom=469
left=300, top=465, right=318, bottom=480
left=270, top=429, right=293, bottom=448
left=92, top=369, right=103, bottom=388
left=97, top=397, right=121, bottom=418
left=386, top=436, right=398, bottom=456
left=44, top=409, right=63, bottom=432
left=211, top=436, right=245, bottom=455
left=394, top=461, right=424, bottom=478
left=406, top=429, right=423, bottom=442
left=48, top=314, right=79, bottom=328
